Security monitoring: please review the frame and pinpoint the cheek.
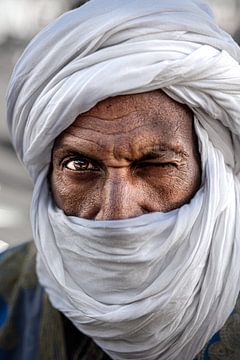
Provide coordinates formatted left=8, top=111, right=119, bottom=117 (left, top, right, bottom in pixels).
left=139, top=162, right=201, bottom=211
left=50, top=170, right=102, bottom=216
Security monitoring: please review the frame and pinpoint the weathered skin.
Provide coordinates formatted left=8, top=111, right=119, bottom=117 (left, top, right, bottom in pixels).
left=50, top=90, right=201, bottom=220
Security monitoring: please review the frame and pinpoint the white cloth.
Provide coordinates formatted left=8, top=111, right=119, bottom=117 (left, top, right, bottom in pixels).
left=6, top=1, right=240, bottom=359
left=0, top=240, right=9, bottom=254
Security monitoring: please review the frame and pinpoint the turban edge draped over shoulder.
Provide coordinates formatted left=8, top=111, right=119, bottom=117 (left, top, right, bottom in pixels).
left=6, top=1, right=240, bottom=360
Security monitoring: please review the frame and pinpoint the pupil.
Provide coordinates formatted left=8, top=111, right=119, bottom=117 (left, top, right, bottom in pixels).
left=75, top=160, right=89, bottom=169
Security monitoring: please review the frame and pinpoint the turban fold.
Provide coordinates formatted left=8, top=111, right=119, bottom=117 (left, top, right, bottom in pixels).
left=6, top=1, right=240, bottom=359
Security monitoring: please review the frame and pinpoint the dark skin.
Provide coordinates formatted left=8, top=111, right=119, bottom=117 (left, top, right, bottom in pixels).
left=50, top=91, right=201, bottom=220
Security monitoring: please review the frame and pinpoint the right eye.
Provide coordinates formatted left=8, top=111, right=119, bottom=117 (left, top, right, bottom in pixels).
left=64, top=158, right=97, bottom=171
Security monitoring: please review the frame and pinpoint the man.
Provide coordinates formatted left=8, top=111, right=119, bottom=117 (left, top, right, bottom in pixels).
left=1, top=0, right=240, bottom=359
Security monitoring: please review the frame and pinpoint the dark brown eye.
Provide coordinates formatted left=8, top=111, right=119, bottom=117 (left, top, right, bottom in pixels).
left=64, top=158, right=96, bottom=171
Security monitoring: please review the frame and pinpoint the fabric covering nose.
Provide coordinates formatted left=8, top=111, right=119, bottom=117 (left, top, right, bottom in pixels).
left=6, top=0, right=240, bottom=359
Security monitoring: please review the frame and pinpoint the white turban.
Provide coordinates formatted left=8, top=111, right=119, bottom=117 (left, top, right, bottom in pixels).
left=6, top=0, right=240, bottom=359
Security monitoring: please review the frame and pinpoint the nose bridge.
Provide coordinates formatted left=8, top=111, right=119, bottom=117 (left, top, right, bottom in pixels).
left=97, top=168, right=139, bottom=220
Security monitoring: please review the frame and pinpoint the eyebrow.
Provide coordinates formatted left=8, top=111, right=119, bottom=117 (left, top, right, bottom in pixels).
left=53, top=141, right=104, bottom=165
left=53, top=141, right=188, bottom=166
left=135, top=145, right=188, bottom=162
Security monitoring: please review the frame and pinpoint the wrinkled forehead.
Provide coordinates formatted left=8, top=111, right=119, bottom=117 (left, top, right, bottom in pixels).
left=53, top=91, right=197, bottom=159
left=70, top=90, right=194, bottom=138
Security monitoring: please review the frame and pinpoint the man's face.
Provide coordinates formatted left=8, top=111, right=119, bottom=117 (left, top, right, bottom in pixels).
left=50, top=91, right=201, bottom=220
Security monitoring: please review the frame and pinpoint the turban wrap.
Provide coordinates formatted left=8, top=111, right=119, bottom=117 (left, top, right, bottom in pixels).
left=6, top=0, right=240, bottom=359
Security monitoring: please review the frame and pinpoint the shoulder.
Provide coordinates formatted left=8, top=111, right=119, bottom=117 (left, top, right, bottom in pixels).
left=0, top=241, right=44, bottom=360
left=195, top=295, right=240, bottom=360
left=0, top=240, right=36, bottom=266
left=0, top=241, right=36, bottom=267
left=0, top=241, right=37, bottom=293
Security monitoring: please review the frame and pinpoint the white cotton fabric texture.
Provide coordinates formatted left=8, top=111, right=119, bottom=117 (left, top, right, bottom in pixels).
left=6, top=0, right=240, bottom=359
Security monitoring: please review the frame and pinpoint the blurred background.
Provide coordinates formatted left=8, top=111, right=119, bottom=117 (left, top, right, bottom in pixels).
left=0, top=0, right=240, bottom=247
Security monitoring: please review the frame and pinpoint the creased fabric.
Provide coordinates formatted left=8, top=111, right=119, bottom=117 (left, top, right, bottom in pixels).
left=6, top=1, right=240, bottom=359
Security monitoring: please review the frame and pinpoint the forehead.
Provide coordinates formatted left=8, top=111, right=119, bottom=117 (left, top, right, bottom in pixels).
left=80, top=90, right=192, bottom=129
left=54, top=90, right=194, bottom=155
